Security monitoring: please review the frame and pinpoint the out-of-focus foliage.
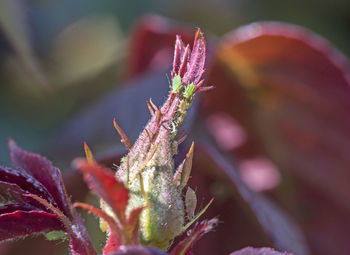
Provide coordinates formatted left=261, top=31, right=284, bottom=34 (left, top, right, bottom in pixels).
left=1, top=0, right=350, bottom=166
left=1, top=1, right=350, bottom=255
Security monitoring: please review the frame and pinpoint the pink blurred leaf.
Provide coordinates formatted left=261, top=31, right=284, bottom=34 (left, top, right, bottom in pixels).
left=238, top=157, right=281, bottom=192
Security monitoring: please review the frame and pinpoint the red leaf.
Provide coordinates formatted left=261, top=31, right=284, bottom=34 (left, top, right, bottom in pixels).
left=170, top=219, right=218, bottom=255
left=0, top=210, right=63, bottom=242
left=128, top=14, right=194, bottom=78
left=0, top=180, right=49, bottom=211
left=103, top=230, right=122, bottom=255
left=230, top=247, right=293, bottom=255
left=9, top=139, right=71, bottom=217
left=127, top=207, right=143, bottom=229
left=126, top=207, right=144, bottom=244
left=74, top=202, right=122, bottom=254
left=75, top=159, right=129, bottom=224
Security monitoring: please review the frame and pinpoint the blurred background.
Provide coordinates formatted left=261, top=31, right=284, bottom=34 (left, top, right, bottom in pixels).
left=1, top=0, right=350, bottom=254
left=1, top=0, right=350, bottom=166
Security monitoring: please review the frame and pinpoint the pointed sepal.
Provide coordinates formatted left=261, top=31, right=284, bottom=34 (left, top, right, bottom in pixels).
left=84, top=142, right=97, bottom=164
left=174, top=142, right=195, bottom=190
left=113, top=118, right=133, bottom=150
left=74, top=202, right=122, bottom=254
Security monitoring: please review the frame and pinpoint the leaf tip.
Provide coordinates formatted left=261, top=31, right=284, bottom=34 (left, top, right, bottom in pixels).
left=84, top=142, right=96, bottom=164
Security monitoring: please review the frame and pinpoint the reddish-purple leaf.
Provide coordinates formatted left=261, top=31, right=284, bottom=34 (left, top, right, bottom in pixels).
left=0, top=166, right=56, bottom=207
left=0, top=142, right=96, bottom=255
left=69, top=210, right=98, bottom=255
left=230, top=247, right=293, bottom=255
left=170, top=219, right=218, bottom=255
left=9, top=140, right=71, bottom=217
left=75, top=159, right=129, bottom=224
left=0, top=181, right=48, bottom=211
left=24, top=193, right=97, bottom=255
left=32, top=194, right=97, bottom=255
left=0, top=210, right=63, bottom=242
left=0, top=180, right=28, bottom=204
left=0, top=203, right=33, bottom=214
